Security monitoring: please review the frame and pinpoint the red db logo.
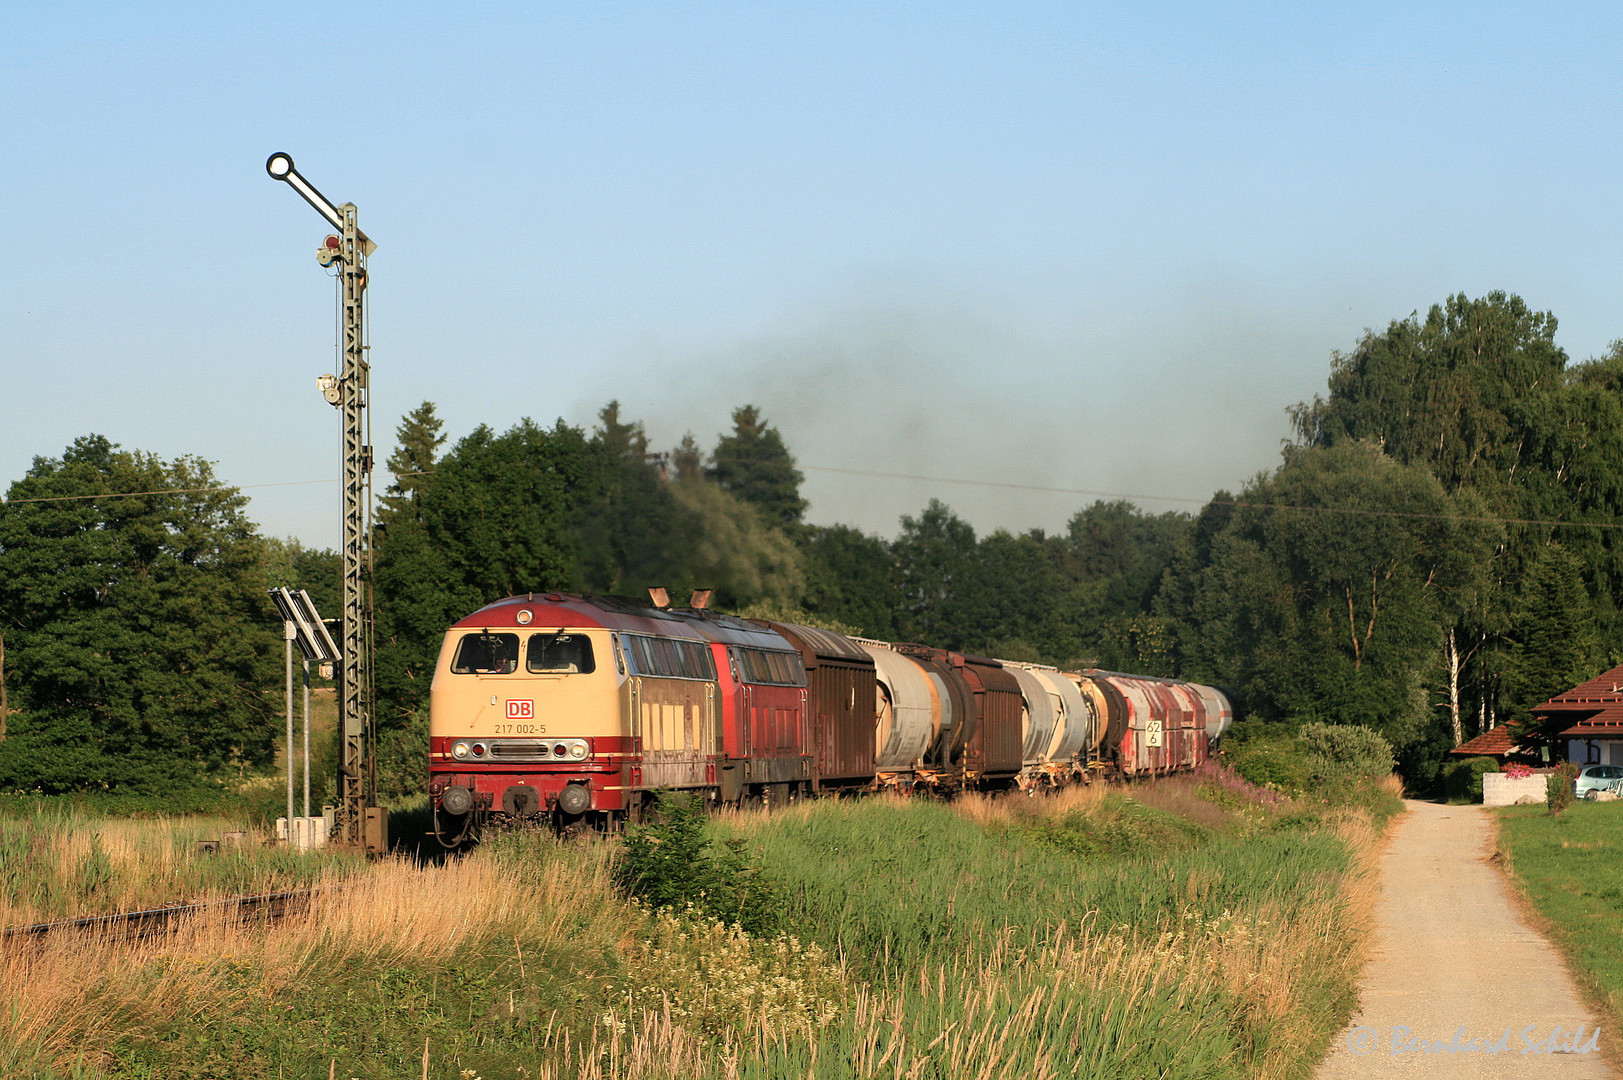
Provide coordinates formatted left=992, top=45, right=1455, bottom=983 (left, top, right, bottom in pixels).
left=506, top=700, right=534, bottom=720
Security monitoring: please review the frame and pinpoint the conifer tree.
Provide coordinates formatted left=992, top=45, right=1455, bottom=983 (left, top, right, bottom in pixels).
left=377, top=401, right=446, bottom=526
left=672, top=433, right=704, bottom=481
left=1504, top=545, right=1605, bottom=743
left=706, top=405, right=807, bottom=526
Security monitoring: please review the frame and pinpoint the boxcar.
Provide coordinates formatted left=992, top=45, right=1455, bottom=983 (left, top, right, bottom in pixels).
left=760, top=621, right=877, bottom=791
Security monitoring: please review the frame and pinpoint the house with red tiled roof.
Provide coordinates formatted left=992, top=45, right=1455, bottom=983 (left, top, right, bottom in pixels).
left=1449, top=724, right=1532, bottom=761
left=1528, top=663, right=1623, bottom=768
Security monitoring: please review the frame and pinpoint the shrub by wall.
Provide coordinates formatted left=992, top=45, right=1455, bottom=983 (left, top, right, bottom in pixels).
left=1442, top=756, right=1500, bottom=802
left=1547, top=762, right=1579, bottom=815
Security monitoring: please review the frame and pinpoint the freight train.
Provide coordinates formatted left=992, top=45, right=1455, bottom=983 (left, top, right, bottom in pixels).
left=426, top=592, right=1233, bottom=844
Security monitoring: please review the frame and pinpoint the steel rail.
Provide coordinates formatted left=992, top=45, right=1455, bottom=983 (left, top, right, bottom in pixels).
left=0, top=888, right=318, bottom=946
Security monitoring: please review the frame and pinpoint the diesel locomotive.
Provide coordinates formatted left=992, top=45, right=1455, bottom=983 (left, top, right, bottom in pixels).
left=426, top=592, right=1232, bottom=843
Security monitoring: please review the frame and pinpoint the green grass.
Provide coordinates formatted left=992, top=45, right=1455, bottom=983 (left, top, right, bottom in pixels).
left=703, top=791, right=1367, bottom=1079
left=1496, top=800, right=1623, bottom=1024
left=0, top=784, right=1385, bottom=1080
left=716, top=796, right=1348, bottom=978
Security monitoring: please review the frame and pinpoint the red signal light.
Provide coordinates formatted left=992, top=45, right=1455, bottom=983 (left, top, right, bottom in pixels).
left=324, top=235, right=341, bottom=250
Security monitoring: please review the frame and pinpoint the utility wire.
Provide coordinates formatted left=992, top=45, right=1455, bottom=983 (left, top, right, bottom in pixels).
left=3, top=465, right=1621, bottom=533
left=801, top=465, right=1623, bottom=532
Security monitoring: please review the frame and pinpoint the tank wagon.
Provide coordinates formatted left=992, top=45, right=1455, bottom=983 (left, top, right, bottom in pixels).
left=427, top=593, right=1234, bottom=842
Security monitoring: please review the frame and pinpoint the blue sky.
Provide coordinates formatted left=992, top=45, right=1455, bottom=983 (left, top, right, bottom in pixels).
left=6, top=3, right=1623, bottom=548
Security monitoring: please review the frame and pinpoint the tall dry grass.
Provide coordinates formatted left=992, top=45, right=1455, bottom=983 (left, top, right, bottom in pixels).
left=0, top=842, right=626, bottom=1077
left=0, top=809, right=360, bottom=927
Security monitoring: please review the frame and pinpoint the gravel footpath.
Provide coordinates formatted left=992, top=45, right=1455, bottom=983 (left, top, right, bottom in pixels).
left=1315, top=799, right=1615, bottom=1079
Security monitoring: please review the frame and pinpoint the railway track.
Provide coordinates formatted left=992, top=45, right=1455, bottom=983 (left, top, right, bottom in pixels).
left=0, top=888, right=317, bottom=946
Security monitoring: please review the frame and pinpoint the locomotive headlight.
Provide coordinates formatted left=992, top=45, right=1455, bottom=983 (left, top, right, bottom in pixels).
left=569, top=742, right=588, bottom=760
left=451, top=740, right=471, bottom=761
left=471, top=742, right=487, bottom=758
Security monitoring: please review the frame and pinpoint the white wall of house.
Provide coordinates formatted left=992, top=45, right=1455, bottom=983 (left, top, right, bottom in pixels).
left=1566, top=739, right=1623, bottom=766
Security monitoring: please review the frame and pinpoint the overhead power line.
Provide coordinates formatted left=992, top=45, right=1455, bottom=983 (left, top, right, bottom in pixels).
left=801, top=465, right=1623, bottom=533
left=3, top=465, right=1621, bottom=533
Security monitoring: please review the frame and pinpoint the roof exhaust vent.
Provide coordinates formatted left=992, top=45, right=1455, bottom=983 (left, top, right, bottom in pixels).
left=647, top=587, right=671, bottom=609
left=689, top=589, right=713, bottom=611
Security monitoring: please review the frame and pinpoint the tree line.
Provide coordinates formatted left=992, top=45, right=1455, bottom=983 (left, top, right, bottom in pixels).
left=2, top=290, right=1618, bottom=792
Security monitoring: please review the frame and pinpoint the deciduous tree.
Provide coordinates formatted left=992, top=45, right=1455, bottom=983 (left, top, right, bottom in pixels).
left=0, top=436, right=278, bottom=791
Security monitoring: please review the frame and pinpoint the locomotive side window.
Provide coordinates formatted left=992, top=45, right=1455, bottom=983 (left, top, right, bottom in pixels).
left=734, top=648, right=807, bottom=687
left=526, top=633, right=595, bottom=674
left=451, top=632, right=520, bottom=674
left=618, top=634, right=716, bottom=681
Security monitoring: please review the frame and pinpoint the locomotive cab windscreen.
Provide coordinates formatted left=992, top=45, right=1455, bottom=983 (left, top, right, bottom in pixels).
left=451, top=632, right=520, bottom=674
left=527, top=632, right=594, bottom=674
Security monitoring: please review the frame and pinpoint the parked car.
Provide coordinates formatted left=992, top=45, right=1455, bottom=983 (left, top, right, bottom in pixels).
left=1575, top=765, right=1623, bottom=800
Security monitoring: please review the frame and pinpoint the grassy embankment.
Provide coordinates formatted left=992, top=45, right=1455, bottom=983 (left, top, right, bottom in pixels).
left=1496, top=800, right=1623, bottom=1029
left=0, top=772, right=1397, bottom=1080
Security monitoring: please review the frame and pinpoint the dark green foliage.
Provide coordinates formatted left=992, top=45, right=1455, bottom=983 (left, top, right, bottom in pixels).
left=1067, top=500, right=1190, bottom=615
left=0, top=436, right=278, bottom=793
left=373, top=417, right=598, bottom=715
left=1548, top=761, right=1580, bottom=814
left=1441, top=756, right=1500, bottom=802
left=374, top=708, right=428, bottom=802
left=1266, top=292, right=1623, bottom=768
left=372, top=403, right=812, bottom=718
left=1171, top=440, right=1496, bottom=776
left=890, top=499, right=978, bottom=648
left=1291, top=292, right=1569, bottom=498
left=706, top=404, right=807, bottom=526
left=794, top=523, right=898, bottom=639
left=1298, top=721, right=1395, bottom=786
left=614, top=794, right=782, bottom=934
left=1221, top=723, right=1312, bottom=793
left=572, top=401, right=681, bottom=596
left=1504, top=544, right=1605, bottom=745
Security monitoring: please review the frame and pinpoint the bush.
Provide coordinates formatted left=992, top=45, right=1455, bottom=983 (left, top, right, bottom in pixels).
left=1442, top=756, right=1500, bottom=803
left=615, top=793, right=783, bottom=934
left=375, top=708, right=428, bottom=802
left=1547, top=762, right=1580, bottom=815
left=1299, top=722, right=1396, bottom=787
left=1222, top=724, right=1311, bottom=793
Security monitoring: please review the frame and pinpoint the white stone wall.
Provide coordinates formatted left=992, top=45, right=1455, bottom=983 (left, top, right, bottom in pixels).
left=1482, top=773, right=1548, bottom=807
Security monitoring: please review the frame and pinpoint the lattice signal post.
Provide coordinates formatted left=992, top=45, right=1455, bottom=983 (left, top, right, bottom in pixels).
left=265, top=153, right=385, bottom=853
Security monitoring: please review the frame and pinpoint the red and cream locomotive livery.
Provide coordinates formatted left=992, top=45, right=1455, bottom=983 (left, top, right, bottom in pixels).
left=427, top=591, right=1233, bottom=841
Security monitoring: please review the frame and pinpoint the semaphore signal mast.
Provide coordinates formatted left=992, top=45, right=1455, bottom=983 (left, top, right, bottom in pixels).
left=265, top=152, right=385, bottom=853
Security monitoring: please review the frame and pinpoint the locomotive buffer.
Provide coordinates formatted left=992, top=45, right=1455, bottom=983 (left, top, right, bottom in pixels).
left=265, top=153, right=386, bottom=853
